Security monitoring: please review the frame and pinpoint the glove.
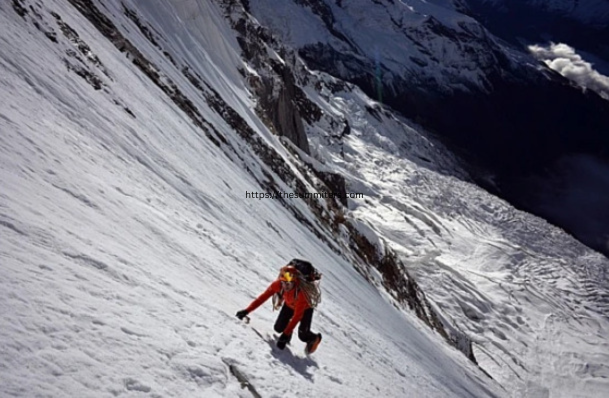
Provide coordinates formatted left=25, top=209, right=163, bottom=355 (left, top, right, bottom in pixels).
left=236, top=309, right=249, bottom=320
left=276, top=333, right=291, bottom=350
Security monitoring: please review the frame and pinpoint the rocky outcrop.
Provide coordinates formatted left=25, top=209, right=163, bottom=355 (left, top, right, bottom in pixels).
left=266, top=60, right=310, bottom=154
left=226, top=2, right=312, bottom=154
left=346, top=221, right=477, bottom=363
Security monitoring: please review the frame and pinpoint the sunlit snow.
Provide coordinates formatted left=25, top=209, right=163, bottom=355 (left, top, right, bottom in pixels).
left=1, top=1, right=608, bottom=398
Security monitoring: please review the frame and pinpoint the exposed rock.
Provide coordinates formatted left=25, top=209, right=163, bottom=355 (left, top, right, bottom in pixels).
left=347, top=221, right=477, bottom=363
left=269, top=61, right=310, bottom=153
left=223, top=2, right=313, bottom=154
left=12, top=0, right=28, bottom=18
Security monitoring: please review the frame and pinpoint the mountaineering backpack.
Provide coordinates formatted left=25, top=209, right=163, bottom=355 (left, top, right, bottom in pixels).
left=272, top=259, right=322, bottom=310
left=289, top=258, right=322, bottom=282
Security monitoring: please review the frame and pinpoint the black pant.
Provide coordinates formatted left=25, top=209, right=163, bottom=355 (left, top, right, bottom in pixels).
left=274, top=304, right=317, bottom=342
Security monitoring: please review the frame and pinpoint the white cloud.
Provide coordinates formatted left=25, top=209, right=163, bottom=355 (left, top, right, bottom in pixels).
left=529, top=42, right=609, bottom=100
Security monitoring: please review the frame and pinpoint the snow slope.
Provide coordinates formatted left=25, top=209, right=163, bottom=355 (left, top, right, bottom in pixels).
left=302, top=69, right=609, bottom=397
left=0, top=0, right=503, bottom=397
left=2, top=0, right=609, bottom=397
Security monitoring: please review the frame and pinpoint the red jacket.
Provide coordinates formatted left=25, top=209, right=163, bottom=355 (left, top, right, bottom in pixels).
left=246, top=279, right=310, bottom=336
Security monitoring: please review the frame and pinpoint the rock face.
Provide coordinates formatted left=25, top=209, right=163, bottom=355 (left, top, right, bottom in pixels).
left=248, top=0, right=609, bottom=255
left=267, top=61, right=310, bottom=154
left=229, top=6, right=311, bottom=154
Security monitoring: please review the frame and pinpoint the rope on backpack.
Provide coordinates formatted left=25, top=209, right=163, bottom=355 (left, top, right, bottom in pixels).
left=272, top=291, right=284, bottom=311
left=298, top=275, right=322, bottom=308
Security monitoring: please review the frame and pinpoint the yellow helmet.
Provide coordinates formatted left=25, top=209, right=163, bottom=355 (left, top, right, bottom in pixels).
left=279, top=265, right=298, bottom=282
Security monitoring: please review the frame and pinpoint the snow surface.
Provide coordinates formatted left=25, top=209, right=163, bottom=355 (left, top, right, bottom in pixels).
left=0, top=0, right=503, bottom=397
left=303, top=70, right=609, bottom=397
left=1, top=0, right=608, bottom=397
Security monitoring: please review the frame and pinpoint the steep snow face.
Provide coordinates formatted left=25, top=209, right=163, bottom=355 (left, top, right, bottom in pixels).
left=0, top=0, right=503, bottom=397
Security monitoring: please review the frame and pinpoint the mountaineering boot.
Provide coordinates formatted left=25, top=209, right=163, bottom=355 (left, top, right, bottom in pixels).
left=276, top=333, right=292, bottom=350
left=305, top=333, right=322, bottom=355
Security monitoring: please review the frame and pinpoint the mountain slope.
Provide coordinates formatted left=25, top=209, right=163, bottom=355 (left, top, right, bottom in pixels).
left=1, top=0, right=609, bottom=397
left=0, top=0, right=503, bottom=397
left=248, top=0, right=609, bottom=258
left=244, top=0, right=609, bottom=395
